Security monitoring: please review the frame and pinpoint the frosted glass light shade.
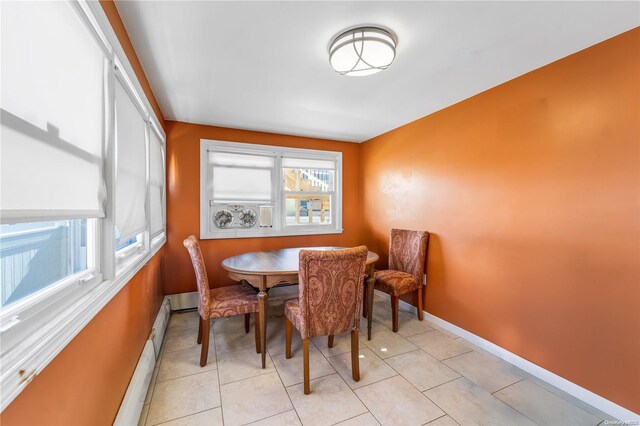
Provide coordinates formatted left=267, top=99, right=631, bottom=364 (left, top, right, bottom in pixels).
left=329, top=27, right=396, bottom=76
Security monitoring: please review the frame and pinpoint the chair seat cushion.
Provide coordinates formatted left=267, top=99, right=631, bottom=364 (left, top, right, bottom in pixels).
left=284, top=298, right=307, bottom=339
left=206, top=284, right=259, bottom=319
left=373, top=270, right=421, bottom=296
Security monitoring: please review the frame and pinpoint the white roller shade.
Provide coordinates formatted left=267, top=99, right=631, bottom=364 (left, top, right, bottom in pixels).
left=0, top=1, right=106, bottom=223
left=282, top=157, right=336, bottom=169
left=149, top=128, right=165, bottom=237
left=115, top=77, right=147, bottom=244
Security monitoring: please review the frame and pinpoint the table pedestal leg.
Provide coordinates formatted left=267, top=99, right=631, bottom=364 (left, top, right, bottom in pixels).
left=258, top=290, right=268, bottom=368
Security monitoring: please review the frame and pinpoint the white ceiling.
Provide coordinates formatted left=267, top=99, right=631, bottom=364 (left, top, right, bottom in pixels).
left=115, top=1, right=638, bottom=143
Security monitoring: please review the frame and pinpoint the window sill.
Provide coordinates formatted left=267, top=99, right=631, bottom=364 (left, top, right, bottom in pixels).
left=0, top=240, right=165, bottom=411
left=201, top=227, right=343, bottom=240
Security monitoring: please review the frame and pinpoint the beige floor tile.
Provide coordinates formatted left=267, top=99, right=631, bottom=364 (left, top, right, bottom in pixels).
left=385, top=349, right=460, bottom=391
left=327, top=347, right=397, bottom=389
left=272, top=343, right=336, bottom=387
left=246, top=410, right=302, bottom=426
left=157, top=344, right=216, bottom=383
left=363, top=328, right=418, bottom=359
left=424, top=378, right=536, bottom=426
left=138, top=404, right=149, bottom=426
left=163, top=326, right=203, bottom=354
left=335, top=412, right=381, bottom=426
left=422, top=321, right=460, bottom=339
left=157, top=408, right=223, bottom=426
left=217, top=347, right=274, bottom=385
left=311, top=332, right=352, bottom=357
left=266, top=318, right=305, bottom=357
left=508, top=367, right=615, bottom=422
left=359, top=319, right=389, bottom=343
left=220, top=372, right=292, bottom=426
left=355, top=375, right=444, bottom=425
left=287, top=374, right=368, bottom=426
left=407, top=331, right=472, bottom=360
left=145, top=365, right=160, bottom=404
left=494, top=379, right=601, bottom=425
left=396, top=313, right=435, bottom=337
left=167, top=311, right=200, bottom=332
left=443, top=351, right=523, bottom=393
left=146, top=370, right=221, bottom=425
left=212, top=314, right=253, bottom=333
left=425, top=415, right=460, bottom=425
left=214, top=326, right=259, bottom=355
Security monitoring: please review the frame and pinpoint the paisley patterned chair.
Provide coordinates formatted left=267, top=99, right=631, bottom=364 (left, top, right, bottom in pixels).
left=284, top=246, right=368, bottom=394
left=183, top=235, right=260, bottom=367
left=367, top=229, right=429, bottom=339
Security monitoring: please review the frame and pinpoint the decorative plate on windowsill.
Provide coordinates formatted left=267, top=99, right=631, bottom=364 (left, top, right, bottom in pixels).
left=238, top=208, right=257, bottom=228
left=213, top=209, right=233, bottom=228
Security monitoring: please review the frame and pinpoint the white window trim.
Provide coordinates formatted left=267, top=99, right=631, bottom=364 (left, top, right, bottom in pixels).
left=200, top=140, right=343, bottom=240
left=0, top=0, right=166, bottom=411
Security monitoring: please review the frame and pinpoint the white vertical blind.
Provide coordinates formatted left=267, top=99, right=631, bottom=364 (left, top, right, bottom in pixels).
left=149, top=127, right=165, bottom=237
left=115, top=77, right=147, bottom=243
left=0, top=1, right=106, bottom=222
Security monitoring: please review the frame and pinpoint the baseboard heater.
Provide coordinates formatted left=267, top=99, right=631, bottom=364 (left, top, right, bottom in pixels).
left=114, top=298, right=171, bottom=426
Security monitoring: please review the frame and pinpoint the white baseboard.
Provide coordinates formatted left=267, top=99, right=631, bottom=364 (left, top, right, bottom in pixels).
left=150, top=299, right=171, bottom=359
left=374, top=291, right=639, bottom=422
left=114, top=297, right=171, bottom=426
left=113, top=340, right=155, bottom=426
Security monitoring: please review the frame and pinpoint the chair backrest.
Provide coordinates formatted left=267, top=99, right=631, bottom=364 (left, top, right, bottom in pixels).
left=388, top=229, right=429, bottom=283
left=183, top=235, right=210, bottom=315
left=297, top=246, right=368, bottom=339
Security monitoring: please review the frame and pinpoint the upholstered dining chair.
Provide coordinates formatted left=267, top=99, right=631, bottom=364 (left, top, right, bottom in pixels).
left=284, top=246, right=369, bottom=395
left=367, top=229, right=429, bottom=339
left=183, top=235, right=260, bottom=367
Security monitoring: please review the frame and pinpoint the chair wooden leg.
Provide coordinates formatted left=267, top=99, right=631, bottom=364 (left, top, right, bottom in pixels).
left=367, top=276, right=375, bottom=340
left=328, top=335, right=334, bottom=348
left=417, top=287, right=423, bottom=321
left=254, top=312, right=261, bottom=353
left=197, top=316, right=203, bottom=344
left=391, top=296, right=399, bottom=333
left=351, top=330, right=360, bottom=382
left=285, top=318, right=292, bottom=359
left=303, top=338, right=310, bottom=395
left=200, top=318, right=210, bottom=367
left=244, top=313, right=250, bottom=333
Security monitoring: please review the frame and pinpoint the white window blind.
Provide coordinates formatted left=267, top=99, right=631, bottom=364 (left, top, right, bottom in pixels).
left=149, top=128, right=165, bottom=237
left=209, top=151, right=274, bottom=202
left=0, top=1, right=106, bottom=223
left=282, top=157, right=336, bottom=170
left=115, top=77, right=147, bottom=244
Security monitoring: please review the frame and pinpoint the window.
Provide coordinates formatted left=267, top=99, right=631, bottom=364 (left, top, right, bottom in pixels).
left=200, top=140, right=342, bottom=239
left=0, top=0, right=167, bottom=410
left=0, top=220, right=90, bottom=307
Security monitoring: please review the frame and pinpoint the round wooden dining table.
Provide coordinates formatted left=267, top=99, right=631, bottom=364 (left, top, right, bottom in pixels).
left=221, top=247, right=379, bottom=368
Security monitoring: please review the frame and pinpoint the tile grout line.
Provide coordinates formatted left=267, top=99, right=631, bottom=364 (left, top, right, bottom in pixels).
left=490, top=377, right=526, bottom=396
left=213, top=318, right=228, bottom=426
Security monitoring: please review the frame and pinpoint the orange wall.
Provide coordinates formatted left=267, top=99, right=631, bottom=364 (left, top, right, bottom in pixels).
left=1, top=252, right=165, bottom=426
left=360, top=28, right=640, bottom=412
left=165, top=121, right=362, bottom=294
left=1, top=3, right=167, bottom=425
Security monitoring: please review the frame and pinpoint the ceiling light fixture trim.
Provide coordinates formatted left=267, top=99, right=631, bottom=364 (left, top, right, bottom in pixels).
left=329, top=26, right=397, bottom=76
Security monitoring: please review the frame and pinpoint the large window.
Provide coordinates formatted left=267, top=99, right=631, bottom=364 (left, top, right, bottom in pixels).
left=0, top=0, right=166, bottom=410
left=200, top=140, right=342, bottom=239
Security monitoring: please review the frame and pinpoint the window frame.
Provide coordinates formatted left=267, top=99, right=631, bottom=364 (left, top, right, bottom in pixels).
left=200, top=140, right=343, bottom=239
left=0, top=0, right=166, bottom=411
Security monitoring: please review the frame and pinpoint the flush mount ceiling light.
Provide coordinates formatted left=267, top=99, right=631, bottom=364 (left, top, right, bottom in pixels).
left=329, top=26, right=397, bottom=76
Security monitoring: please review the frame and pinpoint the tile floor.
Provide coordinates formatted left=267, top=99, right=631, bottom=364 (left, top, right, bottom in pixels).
left=139, top=295, right=614, bottom=426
